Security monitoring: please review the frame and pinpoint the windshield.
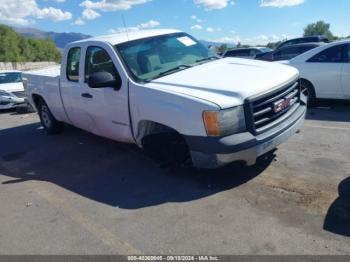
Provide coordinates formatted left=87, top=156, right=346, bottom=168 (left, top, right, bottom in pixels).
left=0, top=72, right=22, bottom=84
left=115, top=33, right=216, bottom=82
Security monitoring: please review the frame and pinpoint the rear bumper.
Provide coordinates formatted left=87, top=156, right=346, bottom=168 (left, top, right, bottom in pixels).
left=185, top=105, right=306, bottom=169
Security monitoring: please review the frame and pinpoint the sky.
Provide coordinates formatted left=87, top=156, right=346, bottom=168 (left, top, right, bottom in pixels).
left=1, top=0, right=350, bottom=45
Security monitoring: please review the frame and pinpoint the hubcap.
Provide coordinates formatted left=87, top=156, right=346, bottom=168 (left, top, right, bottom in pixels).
left=41, top=105, right=51, bottom=128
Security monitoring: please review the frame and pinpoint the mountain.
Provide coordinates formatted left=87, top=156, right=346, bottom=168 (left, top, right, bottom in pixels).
left=13, top=27, right=230, bottom=51
left=13, top=27, right=91, bottom=50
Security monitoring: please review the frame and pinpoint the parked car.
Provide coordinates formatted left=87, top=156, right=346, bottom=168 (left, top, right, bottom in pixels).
left=255, top=43, right=325, bottom=62
left=24, top=29, right=306, bottom=169
left=286, top=40, right=350, bottom=105
left=223, top=47, right=272, bottom=59
left=0, top=70, right=26, bottom=110
left=276, top=35, right=329, bottom=50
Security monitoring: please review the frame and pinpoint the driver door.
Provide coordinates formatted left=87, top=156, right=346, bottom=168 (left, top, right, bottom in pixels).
left=80, top=43, right=133, bottom=143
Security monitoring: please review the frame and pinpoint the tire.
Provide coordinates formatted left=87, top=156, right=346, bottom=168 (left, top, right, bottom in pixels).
left=301, top=81, right=316, bottom=107
left=142, top=133, right=192, bottom=168
left=37, top=99, right=64, bottom=134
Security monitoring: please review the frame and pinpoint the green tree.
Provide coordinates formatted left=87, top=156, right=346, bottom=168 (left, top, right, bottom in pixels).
left=0, top=25, right=22, bottom=62
left=18, top=37, right=35, bottom=62
left=0, top=24, right=61, bottom=63
left=304, top=20, right=335, bottom=40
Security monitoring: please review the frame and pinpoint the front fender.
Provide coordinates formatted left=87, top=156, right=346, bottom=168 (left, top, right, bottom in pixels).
left=130, top=84, right=219, bottom=141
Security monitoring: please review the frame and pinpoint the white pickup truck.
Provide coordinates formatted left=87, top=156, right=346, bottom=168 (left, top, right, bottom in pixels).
left=24, top=29, right=307, bottom=169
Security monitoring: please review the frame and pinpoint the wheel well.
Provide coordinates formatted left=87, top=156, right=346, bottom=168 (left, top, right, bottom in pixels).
left=32, top=94, right=44, bottom=110
left=138, top=121, right=191, bottom=167
left=137, top=121, right=181, bottom=146
left=300, top=78, right=316, bottom=97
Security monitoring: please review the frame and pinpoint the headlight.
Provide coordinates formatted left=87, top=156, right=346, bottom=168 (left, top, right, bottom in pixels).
left=203, top=106, right=246, bottom=137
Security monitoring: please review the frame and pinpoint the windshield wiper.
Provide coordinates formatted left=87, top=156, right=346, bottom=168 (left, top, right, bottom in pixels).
left=195, top=56, right=220, bottom=64
left=145, top=58, right=218, bottom=82
left=153, top=64, right=193, bottom=80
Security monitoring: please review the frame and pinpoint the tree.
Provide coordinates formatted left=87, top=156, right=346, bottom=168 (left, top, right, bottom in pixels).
left=0, top=24, right=61, bottom=63
left=0, top=25, right=22, bottom=62
left=304, top=20, right=335, bottom=40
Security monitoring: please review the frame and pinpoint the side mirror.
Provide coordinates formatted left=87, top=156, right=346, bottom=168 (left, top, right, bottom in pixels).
left=88, top=72, right=122, bottom=90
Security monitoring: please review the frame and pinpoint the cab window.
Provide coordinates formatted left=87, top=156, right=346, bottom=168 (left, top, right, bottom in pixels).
left=85, top=46, right=119, bottom=82
left=67, top=47, right=81, bottom=82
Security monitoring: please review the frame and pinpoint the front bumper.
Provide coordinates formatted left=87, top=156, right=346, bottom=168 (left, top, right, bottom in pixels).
left=0, top=96, right=26, bottom=110
left=185, top=105, right=307, bottom=169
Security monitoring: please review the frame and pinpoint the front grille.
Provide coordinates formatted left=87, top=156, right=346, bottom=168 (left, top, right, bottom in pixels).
left=12, top=91, right=26, bottom=98
left=245, top=79, right=301, bottom=135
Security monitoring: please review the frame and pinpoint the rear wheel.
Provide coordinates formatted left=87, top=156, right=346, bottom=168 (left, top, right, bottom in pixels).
left=301, top=81, right=316, bottom=107
left=38, top=99, right=64, bottom=134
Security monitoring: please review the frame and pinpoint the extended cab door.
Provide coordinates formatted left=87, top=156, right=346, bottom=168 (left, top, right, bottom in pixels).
left=80, top=43, right=133, bottom=143
left=341, top=44, right=350, bottom=98
left=60, top=45, right=95, bottom=131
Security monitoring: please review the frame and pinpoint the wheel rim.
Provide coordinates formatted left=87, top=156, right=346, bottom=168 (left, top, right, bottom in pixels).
left=41, top=105, right=51, bottom=128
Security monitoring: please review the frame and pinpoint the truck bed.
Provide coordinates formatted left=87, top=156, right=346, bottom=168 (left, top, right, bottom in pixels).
left=23, top=65, right=61, bottom=78
left=23, top=65, right=61, bottom=96
left=23, top=65, right=69, bottom=123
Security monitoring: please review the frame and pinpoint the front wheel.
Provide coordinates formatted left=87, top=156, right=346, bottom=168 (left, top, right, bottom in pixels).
left=38, top=99, right=64, bottom=134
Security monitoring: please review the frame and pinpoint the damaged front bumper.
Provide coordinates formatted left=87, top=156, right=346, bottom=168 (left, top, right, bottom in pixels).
left=185, top=105, right=307, bottom=169
left=0, top=93, right=26, bottom=110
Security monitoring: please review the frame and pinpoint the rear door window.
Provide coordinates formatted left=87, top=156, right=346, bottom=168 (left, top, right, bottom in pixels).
left=67, top=47, right=81, bottom=82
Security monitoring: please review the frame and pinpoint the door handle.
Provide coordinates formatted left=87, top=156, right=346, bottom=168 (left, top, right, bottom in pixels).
left=81, top=93, right=93, bottom=99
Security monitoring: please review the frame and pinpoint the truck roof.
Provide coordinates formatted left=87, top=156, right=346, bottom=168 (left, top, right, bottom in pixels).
left=73, top=29, right=181, bottom=46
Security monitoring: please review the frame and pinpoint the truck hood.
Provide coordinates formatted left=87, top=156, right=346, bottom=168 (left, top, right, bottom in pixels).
left=0, top=82, right=24, bottom=92
left=148, top=58, right=299, bottom=109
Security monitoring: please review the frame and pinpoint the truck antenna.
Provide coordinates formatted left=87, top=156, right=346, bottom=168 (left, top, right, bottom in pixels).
left=121, top=14, right=130, bottom=41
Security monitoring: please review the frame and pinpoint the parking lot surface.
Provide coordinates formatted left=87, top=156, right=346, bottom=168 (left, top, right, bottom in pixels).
left=0, top=101, right=350, bottom=255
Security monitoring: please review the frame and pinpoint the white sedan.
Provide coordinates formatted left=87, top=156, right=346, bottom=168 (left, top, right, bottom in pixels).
left=287, top=40, right=350, bottom=105
left=0, top=70, right=26, bottom=110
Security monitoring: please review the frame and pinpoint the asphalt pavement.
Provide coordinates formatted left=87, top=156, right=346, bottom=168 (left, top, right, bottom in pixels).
left=0, top=101, right=349, bottom=255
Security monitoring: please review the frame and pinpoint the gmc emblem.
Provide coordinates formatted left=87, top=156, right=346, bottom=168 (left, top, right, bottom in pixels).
left=273, top=94, right=296, bottom=113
